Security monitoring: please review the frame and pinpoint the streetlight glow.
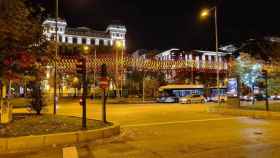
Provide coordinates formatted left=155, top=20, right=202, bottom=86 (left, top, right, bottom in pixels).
left=115, top=40, right=123, bottom=49
left=73, top=77, right=79, bottom=83
left=83, top=45, right=90, bottom=52
left=201, top=9, right=210, bottom=18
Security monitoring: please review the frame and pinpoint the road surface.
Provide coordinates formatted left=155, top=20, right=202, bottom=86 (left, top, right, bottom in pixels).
left=3, top=101, right=280, bottom=158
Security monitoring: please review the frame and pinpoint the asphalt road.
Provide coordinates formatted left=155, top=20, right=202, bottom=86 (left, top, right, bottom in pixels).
left=3, top=102, right=280, bottom=158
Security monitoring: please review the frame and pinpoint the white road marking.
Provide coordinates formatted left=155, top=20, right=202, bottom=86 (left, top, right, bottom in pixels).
left=123, top=117, right=246, bottom=128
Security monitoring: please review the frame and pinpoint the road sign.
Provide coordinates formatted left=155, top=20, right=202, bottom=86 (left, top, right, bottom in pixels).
left=99, top=77, right=109, bottom=89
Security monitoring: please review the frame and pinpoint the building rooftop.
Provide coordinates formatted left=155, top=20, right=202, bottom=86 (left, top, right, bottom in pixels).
left=65, top=27, right=110, bottom=38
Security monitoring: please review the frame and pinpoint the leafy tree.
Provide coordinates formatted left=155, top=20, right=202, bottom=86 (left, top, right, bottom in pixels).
left=0, top=0, right=50, bottom=82
left=0, top=0, right=50, bottom=114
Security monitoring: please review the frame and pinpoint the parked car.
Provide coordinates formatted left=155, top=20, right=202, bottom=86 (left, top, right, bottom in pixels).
left=179, top=94, right=206, bottom=104
left=240, top=95, right=253, bottom=101
left=240, top=94, right=269, bottom=101
left=211, top=95, right=228, bottom=103
left=157, top=96, right=179, bottom=103
left=271, top=94, right=280, bottom=100
left=254, top=94, right=267, bottom=101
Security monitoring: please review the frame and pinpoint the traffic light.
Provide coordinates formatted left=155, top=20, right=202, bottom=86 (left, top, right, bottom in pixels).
left=76, top=57, right=86, bottom=74
left=101, top=64, right=107, bottom=77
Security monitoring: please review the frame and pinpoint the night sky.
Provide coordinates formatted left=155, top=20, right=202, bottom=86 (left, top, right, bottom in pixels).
left=32, top=0, right=280, bottom=52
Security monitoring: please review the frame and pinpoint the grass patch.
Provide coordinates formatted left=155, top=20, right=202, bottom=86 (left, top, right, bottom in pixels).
left=0, top=114, right=112, bottom=138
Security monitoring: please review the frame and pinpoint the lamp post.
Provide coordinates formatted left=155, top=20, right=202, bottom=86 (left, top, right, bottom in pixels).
left=115, top=40, right=124, bottom=97
left=53, top=0, right=59, bottom=114
left=201, top=6, right=221, bottom=104
left=81, top=45, right=89, bottom=129
left=93, top=48, right=97, bottom=97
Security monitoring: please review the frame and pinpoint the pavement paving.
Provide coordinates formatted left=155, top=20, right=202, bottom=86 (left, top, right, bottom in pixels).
left=3, top=102, right=280, bottom=158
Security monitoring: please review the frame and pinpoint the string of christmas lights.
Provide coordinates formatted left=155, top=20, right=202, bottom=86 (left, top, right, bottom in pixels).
left=50, top=55, right=280, bottom=74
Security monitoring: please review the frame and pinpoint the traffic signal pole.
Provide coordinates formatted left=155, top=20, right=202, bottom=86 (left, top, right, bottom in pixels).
left=101, top=64, right=108, bottom=123
left=77, top=57, right=87, bottom=129
left=82, top=57, right=87, bottom=129
left=102, top=88, right=107, bottom=123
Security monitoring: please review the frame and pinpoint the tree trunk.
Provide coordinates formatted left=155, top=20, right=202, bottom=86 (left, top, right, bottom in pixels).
left=0, top=80, right=2, bottom=108
left=252, top=84, right=255, bottom=105
left=237, top=75, right=241, bottom=107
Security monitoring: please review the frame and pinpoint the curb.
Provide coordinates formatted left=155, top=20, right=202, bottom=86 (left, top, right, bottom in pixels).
left=0, top=124, right=120, bottom=153
left=208, top=107, right=280, bottom=120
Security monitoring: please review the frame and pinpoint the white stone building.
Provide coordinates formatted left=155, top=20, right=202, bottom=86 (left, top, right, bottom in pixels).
left=42, top=19, right=126, bottom=48
left=154, top=48, right=231, bottom=83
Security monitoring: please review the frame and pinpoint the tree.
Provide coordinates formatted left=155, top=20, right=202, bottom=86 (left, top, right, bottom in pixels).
left=0, top=0, right=50, bottom=114
left=231, top=53, right=263, bottom=92
left=144, top=77, right=161, bottom=98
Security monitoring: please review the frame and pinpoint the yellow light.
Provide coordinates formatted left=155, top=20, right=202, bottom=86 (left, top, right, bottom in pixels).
left=115, top=40, right=123, bottom=48
left=46, top=72, right=50, bottom=79
left=201, top=9, right=210, bottom=18
left=83, top=45, right=90, bottom=52
left=73, top=77, right=79, bottom=83
left=46, top=84, right=50, bottom=90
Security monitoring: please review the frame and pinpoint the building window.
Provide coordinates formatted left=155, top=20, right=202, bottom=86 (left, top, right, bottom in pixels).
left=59, top=35, right=62, bottom=42
left=91, top=39, right=95, bottom=45
left=99, top=39, right=104, bottom=46
left=211, top=56, right=215, bottom=61
left=82, top=38, right=87, bottom=44
left=65, top=37, right=68, bottom=43
left=73, top=37, right=77, bottom=44
left=51, top=34, right=55, bottom=40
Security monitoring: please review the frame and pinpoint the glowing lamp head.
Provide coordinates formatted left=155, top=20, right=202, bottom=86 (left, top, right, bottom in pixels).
left=201, top=9, right=210, bottom=18
left=73, top=77, right=79, bottom=83
left=83, top=45, right=90, bottom=52
left=115, top=40, right=123, bottom=48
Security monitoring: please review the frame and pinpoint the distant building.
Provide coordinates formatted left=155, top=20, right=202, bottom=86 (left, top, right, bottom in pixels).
left=153, top=48, right=231, bottom=84
left=42, top=19, right=127, bottom=48
left=265, top=36, right=280, bottom=43
left=155, top=48, right=230, bottom=63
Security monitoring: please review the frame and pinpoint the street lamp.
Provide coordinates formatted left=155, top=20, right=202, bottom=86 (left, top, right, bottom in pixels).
left=200, top=6, right=221, bottom=104
left=115, top=40, right=124, bottom=97
left=53, top=0, right=59, bottom=114
left=83, top=45, right=90, bottom=52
